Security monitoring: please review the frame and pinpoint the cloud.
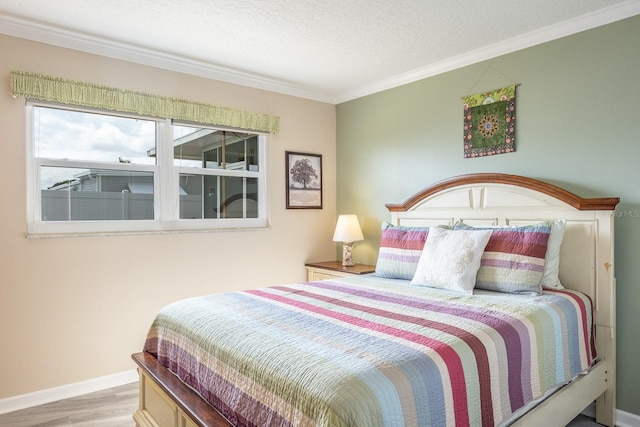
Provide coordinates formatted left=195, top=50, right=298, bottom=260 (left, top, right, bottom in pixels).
left=34, top=106, right=156, bottom=165
left=34, top=107, right=158, bottom=188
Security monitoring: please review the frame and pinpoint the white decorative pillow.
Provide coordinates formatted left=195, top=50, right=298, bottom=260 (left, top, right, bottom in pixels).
left=410, top=227, right=492, bottom=294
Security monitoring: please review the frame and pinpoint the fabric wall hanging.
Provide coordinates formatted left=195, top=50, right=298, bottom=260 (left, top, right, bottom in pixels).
left=463, top=85, right=515, bottom=158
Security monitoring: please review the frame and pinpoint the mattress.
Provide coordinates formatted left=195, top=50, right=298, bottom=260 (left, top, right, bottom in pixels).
left=143, top=275, right=595, bottom=427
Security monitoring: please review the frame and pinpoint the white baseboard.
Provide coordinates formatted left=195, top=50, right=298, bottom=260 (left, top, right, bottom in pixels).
left=0, top=369, right=138, bottom=415
left=582, top=403, right=640, bottom=427
left=616, top=408, right=640, bottom=427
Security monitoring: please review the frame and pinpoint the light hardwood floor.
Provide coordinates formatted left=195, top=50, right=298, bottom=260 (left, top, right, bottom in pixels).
left=0, top=381, right=604, bottom=426
left=0, top=382, right=138, bottom=427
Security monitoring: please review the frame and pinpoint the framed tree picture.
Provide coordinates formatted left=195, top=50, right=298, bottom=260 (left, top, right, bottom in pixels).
left=286, top=151, right=322, bottom=209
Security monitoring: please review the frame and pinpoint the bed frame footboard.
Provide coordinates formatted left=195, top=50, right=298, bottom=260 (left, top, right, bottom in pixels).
left=132, top=352, right=231, bottom=427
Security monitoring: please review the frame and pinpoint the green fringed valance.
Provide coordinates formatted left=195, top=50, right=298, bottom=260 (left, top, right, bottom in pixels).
left=9, top=71, right=280, bottom=134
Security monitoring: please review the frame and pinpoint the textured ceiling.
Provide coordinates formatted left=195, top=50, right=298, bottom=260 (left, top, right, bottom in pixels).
left=1, top=0, right=639, bottom=103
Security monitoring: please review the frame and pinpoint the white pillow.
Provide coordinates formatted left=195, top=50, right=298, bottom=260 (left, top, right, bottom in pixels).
left=410, top=227, right=492, bottom=294
left=541, top=219, right=566, bottom=289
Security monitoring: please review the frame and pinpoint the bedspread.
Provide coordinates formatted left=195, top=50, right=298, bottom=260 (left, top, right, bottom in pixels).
left=143, top=275, right=595, bottom=427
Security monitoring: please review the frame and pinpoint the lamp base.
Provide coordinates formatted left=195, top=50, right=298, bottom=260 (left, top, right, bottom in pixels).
left=342, top=242, right=354, bottom=266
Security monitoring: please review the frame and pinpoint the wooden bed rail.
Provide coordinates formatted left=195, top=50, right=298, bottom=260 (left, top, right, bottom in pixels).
left=132, top=352, right=231, bottom=427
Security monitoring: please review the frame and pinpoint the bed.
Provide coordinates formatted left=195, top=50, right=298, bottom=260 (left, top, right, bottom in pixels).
left=132, top=173, right=618, bottom=427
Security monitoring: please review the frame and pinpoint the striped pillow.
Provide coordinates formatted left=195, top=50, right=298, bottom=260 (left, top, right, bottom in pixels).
left=455, top=221, right=553, bottom=294
left=375, top=222, right=430, bottom=280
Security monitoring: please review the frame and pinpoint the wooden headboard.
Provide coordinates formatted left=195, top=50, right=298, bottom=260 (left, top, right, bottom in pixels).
left=385, top=173, right=619, bottom=425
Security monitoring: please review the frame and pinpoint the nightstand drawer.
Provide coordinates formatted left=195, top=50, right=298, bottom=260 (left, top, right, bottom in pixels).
left=309, top=270, right=338, bottom=281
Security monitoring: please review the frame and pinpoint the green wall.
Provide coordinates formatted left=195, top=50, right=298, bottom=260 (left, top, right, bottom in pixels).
left=336, top=15, right=640, bottom=416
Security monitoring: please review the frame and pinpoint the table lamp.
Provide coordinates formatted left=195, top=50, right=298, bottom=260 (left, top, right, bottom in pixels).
left=332, top=214, right=364, bottom=266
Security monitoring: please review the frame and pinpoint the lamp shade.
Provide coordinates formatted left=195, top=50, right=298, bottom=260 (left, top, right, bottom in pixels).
left=332, top=215, right=364, bottom=243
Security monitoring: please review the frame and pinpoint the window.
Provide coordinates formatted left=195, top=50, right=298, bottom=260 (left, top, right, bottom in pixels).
left=171, top=125, right=261, bottom=220
left=27, top=104, right=267, bottom=236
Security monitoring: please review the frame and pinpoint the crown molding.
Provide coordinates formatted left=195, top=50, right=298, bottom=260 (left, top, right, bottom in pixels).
left=335, top=0, right=640, bottom=103
left=0, top=14, right=335, bottom=103
left=2, top=0, right=639, bottom=105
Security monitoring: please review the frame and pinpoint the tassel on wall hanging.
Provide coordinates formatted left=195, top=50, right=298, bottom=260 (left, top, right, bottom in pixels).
left=463, top=84, right=516, bottom=158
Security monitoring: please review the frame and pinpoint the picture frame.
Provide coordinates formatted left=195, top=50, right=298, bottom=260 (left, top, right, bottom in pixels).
left=285, top=151, right=322, bottom=209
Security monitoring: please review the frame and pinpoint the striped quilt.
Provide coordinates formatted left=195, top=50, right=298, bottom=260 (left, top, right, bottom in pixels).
left=143, top=275, right=595, bottom=427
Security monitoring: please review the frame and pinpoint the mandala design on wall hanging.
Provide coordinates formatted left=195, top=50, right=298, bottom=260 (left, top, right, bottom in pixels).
left=463, top=85, right=516, bottom=158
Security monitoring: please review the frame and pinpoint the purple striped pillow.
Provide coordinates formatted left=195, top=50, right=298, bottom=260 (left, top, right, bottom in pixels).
left=454, top=221, right=553, bottom=294
left=375, top=222, right=430, bottom=280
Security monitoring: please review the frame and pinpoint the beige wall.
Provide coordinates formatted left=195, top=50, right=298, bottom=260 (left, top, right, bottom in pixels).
left=0, top=34, right=337, bottom=399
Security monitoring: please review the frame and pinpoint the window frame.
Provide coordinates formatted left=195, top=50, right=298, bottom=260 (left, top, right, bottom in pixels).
left=26, top=102, right=269, bottom=237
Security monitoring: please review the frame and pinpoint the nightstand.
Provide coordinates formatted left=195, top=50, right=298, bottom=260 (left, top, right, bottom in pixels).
left=305, top=261, right=376, bottom=281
